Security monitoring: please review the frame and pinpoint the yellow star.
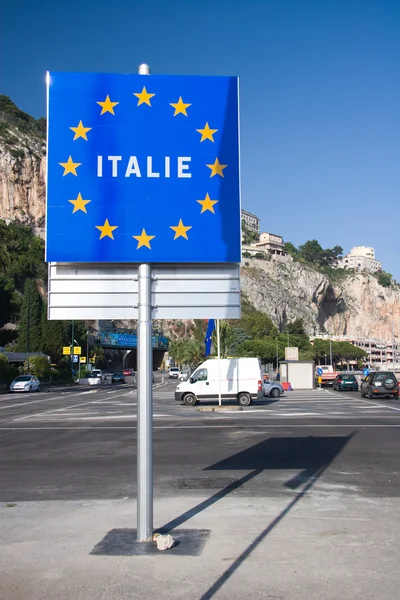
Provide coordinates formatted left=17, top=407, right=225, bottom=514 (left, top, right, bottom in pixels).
left=133, top=229, right=155, bottom=249
left=196, top=122, right=218, bottom=142
left=170, top=219, right=192, bottom=240
left=68, top=193, right=91, bottom=214
left=197, top=193, right=218, bottom=214
left=170, top=96, right=191, bottom=116
left=59, top=156, right=81, bottom=176
left=69, top=120, right=92, bottom=141
left=206, top=158, right=228, bottom=178
left=133, top=86, right=155, bottom=106
left=97, top=95, right=119, bottom=115
left=95, top=219, right=118, bottom=240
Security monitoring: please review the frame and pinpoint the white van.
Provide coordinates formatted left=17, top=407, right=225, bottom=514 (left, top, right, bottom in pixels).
left=175, top=358, right=263, bottom=407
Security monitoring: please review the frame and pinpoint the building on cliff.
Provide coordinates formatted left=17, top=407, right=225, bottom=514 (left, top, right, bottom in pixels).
left=337, top=246, right=382, bottom=273
left=241, top=209, right=260, bottom=234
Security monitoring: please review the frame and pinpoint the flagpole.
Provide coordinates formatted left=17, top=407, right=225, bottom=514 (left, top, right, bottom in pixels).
left=217, top=318, right=222, bottom=406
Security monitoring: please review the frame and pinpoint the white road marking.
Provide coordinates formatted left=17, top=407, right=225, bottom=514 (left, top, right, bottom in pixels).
left=0, top=393, right=71, bottom=411
left=325, top=390, right=400, bottom=412
left=12, top=390, right=133, bottom=421
left=2, top=424, right=400, bottom=431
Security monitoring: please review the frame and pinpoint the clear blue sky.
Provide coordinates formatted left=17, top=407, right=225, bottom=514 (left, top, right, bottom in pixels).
left=1, top=0, right=399, bottom=278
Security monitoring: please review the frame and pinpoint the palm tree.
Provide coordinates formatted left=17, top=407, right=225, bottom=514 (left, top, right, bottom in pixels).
left=181, top=339, right=205, bottom=368
left=168, top=339, right=186, bottom=366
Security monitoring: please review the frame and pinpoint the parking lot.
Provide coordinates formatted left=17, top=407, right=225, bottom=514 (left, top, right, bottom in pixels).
left=1, top=380, right=400, bottom=427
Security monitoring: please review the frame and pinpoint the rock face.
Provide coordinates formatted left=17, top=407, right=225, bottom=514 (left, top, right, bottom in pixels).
left=241, top=258, right=400, bottom=339
left=0, top=118, right=46, bottom=236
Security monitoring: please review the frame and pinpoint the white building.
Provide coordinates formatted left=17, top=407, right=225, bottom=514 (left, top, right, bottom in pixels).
left=337, top=246, right=382, bottom=273
left=252, top=232, right=286, bottom=257
left=241, top=209, right=260, bottom=234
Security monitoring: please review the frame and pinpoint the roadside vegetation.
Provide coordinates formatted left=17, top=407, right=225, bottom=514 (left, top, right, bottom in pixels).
left=168, top=307, right=367, bottom=371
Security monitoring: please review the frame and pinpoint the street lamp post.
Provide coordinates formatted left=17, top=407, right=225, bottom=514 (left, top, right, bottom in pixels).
left=329, top=337, right=333, bottom=367
left=276, top=338, right=279, bottom=371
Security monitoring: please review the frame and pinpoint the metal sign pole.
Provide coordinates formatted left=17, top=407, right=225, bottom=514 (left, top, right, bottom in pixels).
left=136, top=63, right=153, bottom=542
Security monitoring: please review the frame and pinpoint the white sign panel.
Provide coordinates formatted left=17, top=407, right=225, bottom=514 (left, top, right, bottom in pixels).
left=48, top=263, right=241, bottom=320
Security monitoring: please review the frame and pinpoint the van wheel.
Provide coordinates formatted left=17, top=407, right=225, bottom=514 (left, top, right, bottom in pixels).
left=270, top=388, right=280, bottom=399
left=238, top=392, right=252, bottom=407
left=183, top=393, right=197, bottom=407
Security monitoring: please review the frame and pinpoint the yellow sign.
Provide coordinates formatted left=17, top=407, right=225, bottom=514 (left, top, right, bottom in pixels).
left=74, top=346, right=81, bottom=355
left=80, top=356, right=86, bottom=363
left=63, top=346, right=71, bottom=355
left=90, top=357, right=95, bottom=363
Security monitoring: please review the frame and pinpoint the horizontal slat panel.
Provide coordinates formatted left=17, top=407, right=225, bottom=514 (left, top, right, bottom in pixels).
left=153, top=292, right=240, bottom=307
left=49, top=307, right=139, bottom=320
left=152, top=306, right=241, bottom=319
left=49, top=293, right=135, bottom=307
left=50, top=280, right=137, bottom=293
left=152, top=279, right=239, bottom=293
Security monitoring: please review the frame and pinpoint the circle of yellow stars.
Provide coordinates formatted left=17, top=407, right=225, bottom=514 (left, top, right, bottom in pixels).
left=58, top=84, right=231, bottom=248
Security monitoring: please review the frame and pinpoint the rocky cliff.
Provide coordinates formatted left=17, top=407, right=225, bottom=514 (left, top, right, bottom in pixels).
left=1, top=98, right=399, bottom=340
left=0, top=101, right=46, bottom=236
left=241, top=258, right=400, bottom=340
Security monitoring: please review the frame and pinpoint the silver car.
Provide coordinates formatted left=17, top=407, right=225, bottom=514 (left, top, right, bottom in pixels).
left=263, top=380, right=284, bottom=398
left=10, top=375, right=41, bottom=393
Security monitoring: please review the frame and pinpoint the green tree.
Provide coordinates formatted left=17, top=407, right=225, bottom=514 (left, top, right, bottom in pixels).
left=312, top=339, right=332, bottom=363
left=0, top=353, right=19, bottom=384
left=298, top=240, right=325, bottom=266
left=0, top=275, right=15, bottom=328
left=217, top=322, right=236, bottom=358
left=284, top=242, right=298, bottom=258
left=168, top=339, right=186, bottom=365
left=0, top=220, right=11, bottom=274
left=333, top=341, right=367, bottom=367
left=27, top=355, right=51, bottom=380
left=182, top=339, right=205, bottom=367
left=240, top=311, right=278, bottom=339
left=285, top=318, right=307, bottom=336
left=241, top=220, right=259, bottom=245
left=40, top=310, right=69, bottom=362
left=16, top=279, right=43, bottom=352
left=91, top=346, right=106, bottom=369
left=235, top=339, right=282, bottom=363
left=376, top=271, right=392, bottom=288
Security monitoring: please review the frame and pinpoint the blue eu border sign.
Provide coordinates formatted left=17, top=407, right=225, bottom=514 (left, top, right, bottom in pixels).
left=46, top=72, right=241, bottom=263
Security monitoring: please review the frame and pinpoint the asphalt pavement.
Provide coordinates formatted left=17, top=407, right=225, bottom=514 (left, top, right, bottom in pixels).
left=1, top=381, right=400, bottom=599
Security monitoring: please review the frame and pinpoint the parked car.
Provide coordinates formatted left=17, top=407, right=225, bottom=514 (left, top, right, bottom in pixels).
left=90, top=369, right=104, bottom=381
left=111, top=372, right=125, bottom=384
left=123, top=369, right=133, bottom=376
left=9, top=375, right=41, bottom=393
left=169, top=367, right=181, bottom=379
left=333, top=374, right=358, bottom=392
left=263, top=380, right=284, bottom=398
left=360, top=372, right=398, bottom=399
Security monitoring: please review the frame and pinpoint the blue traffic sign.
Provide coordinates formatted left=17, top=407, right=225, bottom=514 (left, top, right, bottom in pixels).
left=363, top=368, right=370, bottom=376
left=46, top=72, right=240, bottom=263
left=317, top=367, right=323, bottom=376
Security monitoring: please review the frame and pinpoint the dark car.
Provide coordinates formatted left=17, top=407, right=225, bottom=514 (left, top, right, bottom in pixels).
left=360, top=372, right=398, bottom=399
left=333, top=374, right=358, bottom=392
left=111, top=372, right=126, bottom=384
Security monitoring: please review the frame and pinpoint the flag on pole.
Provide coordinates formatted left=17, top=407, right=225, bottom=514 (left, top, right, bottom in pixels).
left=204, top=319, right=216, bottom=356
